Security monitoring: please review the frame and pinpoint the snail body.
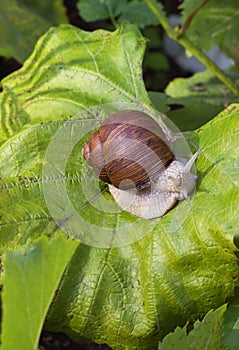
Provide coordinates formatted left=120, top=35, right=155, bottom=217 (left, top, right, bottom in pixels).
left=82, top=110, right=199, bottom=219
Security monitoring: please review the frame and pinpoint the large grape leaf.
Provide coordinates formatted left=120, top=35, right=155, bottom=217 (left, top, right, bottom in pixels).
left=179, top=0, right=239, bottom=54
left=0, top=23, right=151, bottom=147
left=0, top=23, right=152, bottom=252
left=0, top=0, right=68, bottom=63
left=44, top=104, right=239, bottom=349
left=0, top=24, right=239, bottom=349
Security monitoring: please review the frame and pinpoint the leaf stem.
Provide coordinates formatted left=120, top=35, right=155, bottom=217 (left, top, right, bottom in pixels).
left=177, top=0, right=210, bottom=38
left=144, top=0, right=239, bottom=97
left=105, top=1, right=118, bottom=29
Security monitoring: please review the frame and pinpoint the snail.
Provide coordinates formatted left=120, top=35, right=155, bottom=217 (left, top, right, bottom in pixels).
left=82, top=110, right=199, bottom=219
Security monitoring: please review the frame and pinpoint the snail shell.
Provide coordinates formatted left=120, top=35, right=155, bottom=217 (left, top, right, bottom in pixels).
left=82, top=110, right=174, bottom=190
left=82, top=110, right=199, bottom=219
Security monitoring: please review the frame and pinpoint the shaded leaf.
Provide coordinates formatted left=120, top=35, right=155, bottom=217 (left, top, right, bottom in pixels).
left=179, top=0, right=239, bottom=53
left=221, top=294, right=239, bottom=350
left=1, top=234, right=78, bottom=350
left=148, top=91, right=170, bottom=113
left=165, top=70, right=239, bottom=130
left=119, top=0, right=160, bottom=28
left=0, top=0, right=68, bottom=63
left=159, top=305, right=227, bottom=350
left=77, top=0, right=127, bottom=22
left=77, top=0, right=163, bottom=29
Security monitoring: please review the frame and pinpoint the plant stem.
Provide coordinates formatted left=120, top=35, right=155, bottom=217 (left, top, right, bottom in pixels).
left=105, top=1, right=118, bottom=28
left=177, top=0, right=210, bottom=38
left=144, top=0, right=239, bottom=97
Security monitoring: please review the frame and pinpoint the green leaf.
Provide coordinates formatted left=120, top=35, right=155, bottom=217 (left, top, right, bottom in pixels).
left=77, top=0, right=162, bottom=28
left=148, top=91, right=170, bottom=113
left=44, top=105, right=239, bottom=348
left=1, top=234, right=78, bottom=350
left=0, top=0, right=68, bottom=63
left=0, top=23, right=152, bottom=251
left=0, top=23, right=150, bottom=146
left=77, top=0, right=127, bottom=22
left=165, top=70, right=239, bottom=130
left=221, top=294, right=239, bottom=350
left=179, top=0, right=239, bottom=53
left=159, top=305, right=227, bottom=350
left=119, top=0, right=160, bottom=28
left=0, top=24, right=239, bottom=349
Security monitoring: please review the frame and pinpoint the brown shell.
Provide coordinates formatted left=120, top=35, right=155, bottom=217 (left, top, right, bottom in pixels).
left=82, top=110, right=175, bottom=190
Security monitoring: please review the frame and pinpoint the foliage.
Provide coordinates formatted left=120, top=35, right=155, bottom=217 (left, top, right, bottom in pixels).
left=1, top=235, right=77, bottom=350
left=179, top=0, right=239, bottom=58
left=165, top=70, right=239, bottom=130
left=221, top=293, right=239, bottom=349
left=0, top=0, right=68, bottom=63
left=158, top=305, right=227, bottom=350
left=77, top=0, right=162, bottom=28
left=0, top=1, right=239, bottom=350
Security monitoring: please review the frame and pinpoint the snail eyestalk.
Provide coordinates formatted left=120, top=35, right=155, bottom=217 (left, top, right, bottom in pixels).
left=183, top=149, right=201, bottom=174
